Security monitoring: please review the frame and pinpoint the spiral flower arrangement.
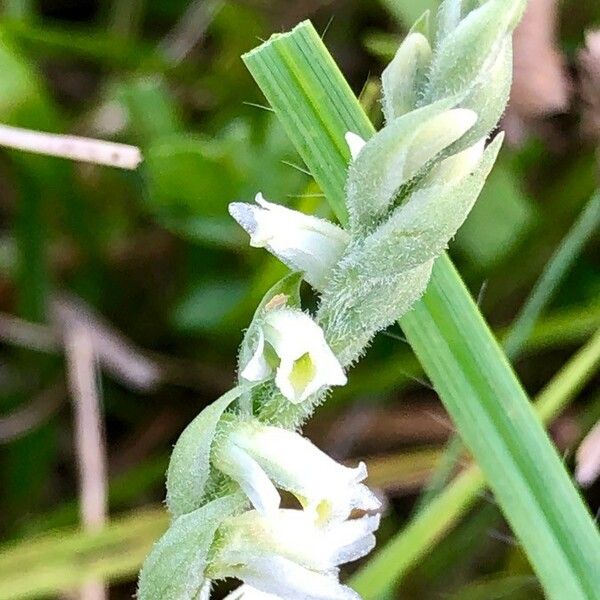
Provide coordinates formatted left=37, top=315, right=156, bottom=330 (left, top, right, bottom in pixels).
left=138, top=1, right=525, bottom=598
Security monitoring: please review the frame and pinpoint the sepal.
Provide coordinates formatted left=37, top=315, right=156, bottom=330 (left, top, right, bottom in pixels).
left=238, top=272, right=303, bottom=385
left=166, top=387, right=247, bottom=517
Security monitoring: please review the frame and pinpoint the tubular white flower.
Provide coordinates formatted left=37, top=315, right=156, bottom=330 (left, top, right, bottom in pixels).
left=214, top=420, right=380, bottom=521
left=212, top=509, right=379, bottom=600
left=229, top=193, right=349, bottom=290
left=240, top=307, right=347, bottom=403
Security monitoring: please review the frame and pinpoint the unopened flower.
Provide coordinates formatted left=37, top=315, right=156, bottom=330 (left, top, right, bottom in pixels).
left=229, top=193, right=349, bottom=290
left=423, top=138, right=486, bottom=185
left=344, top=132, right=366, bottom=160
left=210, top=509, right=379, bottom=600
left=214, top=420, right=380, bottom=521
left=240, top=307, right=347, bottom=404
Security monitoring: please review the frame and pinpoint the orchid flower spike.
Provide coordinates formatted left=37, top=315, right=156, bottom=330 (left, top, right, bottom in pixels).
left=240, top=307, right=347, bottom=403
left=210, top=509, right=380, bottom=600
left=214, top=419, right=380, bottom=521
left=229, top=193, right=349, bottom=290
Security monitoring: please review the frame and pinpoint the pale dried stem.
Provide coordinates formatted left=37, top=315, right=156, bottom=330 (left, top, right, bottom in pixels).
left=65, top=326, right=108, bottom=600
left=0, top=123, right=142, bottom=169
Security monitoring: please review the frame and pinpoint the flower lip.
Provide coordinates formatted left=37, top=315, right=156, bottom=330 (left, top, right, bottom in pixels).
left=240, top=308, right=347, bottom=404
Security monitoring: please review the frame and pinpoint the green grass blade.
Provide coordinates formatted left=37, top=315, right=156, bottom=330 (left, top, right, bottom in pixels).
left=352, top=326, right=600, bottom=596
left=504, top=190, right=600, bottom=359
left=417, top=189, right=600, bottom=515
left=242, top=21, right=600, bottom=599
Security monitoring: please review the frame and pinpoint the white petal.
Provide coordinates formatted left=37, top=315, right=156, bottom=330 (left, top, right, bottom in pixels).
left=263, top=309, right=346, bottom=402
left=240, top=330, right=271, bottom=382
left=231, top=422, right=375, bottom=522
left=232, top=555, right=361, bottom=600
left=223, top=509, right=380, bottom=570
left=215, top=443, right=281, bottom=515
left=345, top=132, right=366, bottom=160
left=229, top=195, right=349, bottom=290
left=327, top=514, right=381, bottom=565
left=223, top=585, right=282, bottom=600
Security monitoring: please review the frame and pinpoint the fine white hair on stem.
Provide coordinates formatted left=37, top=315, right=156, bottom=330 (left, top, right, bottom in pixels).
left=65, top=326, right=108, bottom=600
left=0, top=124, right=142, bottom=169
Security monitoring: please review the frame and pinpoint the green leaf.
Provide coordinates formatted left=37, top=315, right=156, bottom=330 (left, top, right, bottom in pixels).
left=351, top=326, right=600, bottom=596
left=242, top=20, right=600, bottom=600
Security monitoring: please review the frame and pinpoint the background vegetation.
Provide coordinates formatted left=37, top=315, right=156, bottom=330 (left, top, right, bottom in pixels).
left=0, top=0, right=598, bottom=598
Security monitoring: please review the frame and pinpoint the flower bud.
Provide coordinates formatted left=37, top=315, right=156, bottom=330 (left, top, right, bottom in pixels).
left=213, top=419, right=380, bottom=522
left=240, top=307, right=347, bottom=404
left=381, top=31, right=432, bottom=121
left=230, top=193, right=349, bottom=290
left=421, top=0, right=525, bottom=147
left=345, top=105, right=477, bottom=233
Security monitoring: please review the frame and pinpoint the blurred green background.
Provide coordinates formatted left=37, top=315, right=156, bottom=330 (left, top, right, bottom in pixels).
left=0, top=0, right=598, bottom=598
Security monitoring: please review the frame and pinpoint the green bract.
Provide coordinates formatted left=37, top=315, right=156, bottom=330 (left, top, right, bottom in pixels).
left=166, top=387, right=246, bottom=518
left=138, top=494, right=245, bottom=600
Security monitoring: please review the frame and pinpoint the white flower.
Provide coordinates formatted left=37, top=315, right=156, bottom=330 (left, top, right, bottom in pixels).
left=214, top=420, right=380, bottom=522
left=229, top=193, right=349, bottom=290
left=240, top=307, right=347, bottom=404
left=211, top=509, right=380, bottom=600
